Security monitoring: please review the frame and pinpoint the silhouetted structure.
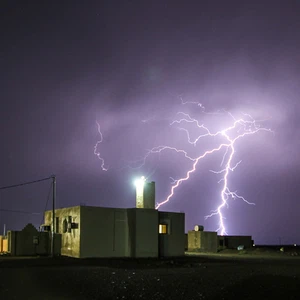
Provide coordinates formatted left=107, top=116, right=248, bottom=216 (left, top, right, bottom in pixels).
left=0, top=223, right=61, bottom=256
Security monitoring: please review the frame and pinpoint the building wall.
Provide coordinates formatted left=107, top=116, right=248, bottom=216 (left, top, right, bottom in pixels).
left=0, top=236, right=3, bottom=252
left=188, top=231, right=218, bottom=252
left=80, top=206, right=129, bottom=258
left=185, top=233, right=188, bottom=250
left=136, top=181, right=155, bottom=209
left=44, top=206, right=80, bottom=257
left=143, top=182, right=155, bottom=209
left=136, top=181, right=144, bottom=208
left=158, top=212, right=185, bottom=257
left=127, top=208, right=159, bottom=257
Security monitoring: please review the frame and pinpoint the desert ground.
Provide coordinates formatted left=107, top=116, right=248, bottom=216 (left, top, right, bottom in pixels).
left=0, top=247, right=299, bottom=299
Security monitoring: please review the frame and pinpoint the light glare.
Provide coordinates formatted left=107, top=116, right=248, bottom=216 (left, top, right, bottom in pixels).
left=134, top=176, right=146, bottom=187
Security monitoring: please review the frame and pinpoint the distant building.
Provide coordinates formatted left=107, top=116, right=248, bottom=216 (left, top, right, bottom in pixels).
left=187, top=225, right=253, bottom=252
left=42, top=179, right=185, bottom=258
left=0, top=223, right=61, bottom=256
left=218, top=235, right=253, bottom=249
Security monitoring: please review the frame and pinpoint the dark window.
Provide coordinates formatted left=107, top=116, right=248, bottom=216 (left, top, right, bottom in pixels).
left=63, top=219, right=68, bottom=233
left=55, top=217, right=59, bottom=233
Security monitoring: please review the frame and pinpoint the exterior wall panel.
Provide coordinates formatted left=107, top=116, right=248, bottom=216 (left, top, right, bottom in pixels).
left=44, top=206, right=80, bottom=257
left=159, top=212, right=185, bottom=257
left=188, top=231, right=218, bottom=252
left=80, top=206, right=129, bottom=258
left=132, top=208, right=158, bottom=257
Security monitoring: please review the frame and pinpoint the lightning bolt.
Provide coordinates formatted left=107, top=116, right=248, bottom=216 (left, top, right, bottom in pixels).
left=94, top=121, right=108, bottom=171
left=138, top=107, right=273, bottom=236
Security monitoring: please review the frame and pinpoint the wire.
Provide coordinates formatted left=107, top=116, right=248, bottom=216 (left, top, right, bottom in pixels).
left=0, top=208, right=41, bottom=215
left=0, top=176, right=53, bottom=191
left=0, top=175, right=55, bottom=233
left=40, top=181, right=53, bottom=227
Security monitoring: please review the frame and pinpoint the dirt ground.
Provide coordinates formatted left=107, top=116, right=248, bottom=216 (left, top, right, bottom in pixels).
left=0, top=252, right=299, bottom=299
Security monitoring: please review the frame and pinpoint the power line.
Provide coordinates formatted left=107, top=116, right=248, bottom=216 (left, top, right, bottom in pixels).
left=0, top=176, right=53, bottom=191
left=0, top=175, right=57, bottom=257
left=0, top=208, right=41, bottom=215
left=40, top=181, right=53, bottom=226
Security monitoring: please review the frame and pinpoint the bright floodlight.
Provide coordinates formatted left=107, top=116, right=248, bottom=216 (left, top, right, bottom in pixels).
left=134, top=176, right=146, bottom=188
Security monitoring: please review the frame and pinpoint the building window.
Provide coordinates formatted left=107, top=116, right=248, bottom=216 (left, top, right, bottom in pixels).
left=63, top=219, right=68, bottom=233
left=7, top=231, right=11, bottom=252
left=159, top=224, right=168, bottom=234
left=67, top=216, right=72, bottom=233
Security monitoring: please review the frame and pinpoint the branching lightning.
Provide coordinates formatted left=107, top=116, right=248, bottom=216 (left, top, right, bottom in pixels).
left=94, top=102, right=273, bottom=235
left=94, top=121, right=108, bottom=171
left=136, top=107, right=273, bottom=235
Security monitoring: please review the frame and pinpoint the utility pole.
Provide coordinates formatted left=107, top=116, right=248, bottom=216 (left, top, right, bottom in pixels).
left=51, top=175, right=56, bottom=257
left=0, top=175, right=56, bottom=255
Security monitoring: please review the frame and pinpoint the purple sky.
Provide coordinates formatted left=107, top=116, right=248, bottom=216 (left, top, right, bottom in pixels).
left=1, top=1, right=300, bottom=244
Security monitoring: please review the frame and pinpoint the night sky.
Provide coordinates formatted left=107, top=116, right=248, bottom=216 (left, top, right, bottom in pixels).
left=1, top=1, right=300, bottom=245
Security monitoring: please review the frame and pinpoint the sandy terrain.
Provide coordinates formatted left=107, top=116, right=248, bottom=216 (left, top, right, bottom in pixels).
left=0, top=252, right=299, bottom=299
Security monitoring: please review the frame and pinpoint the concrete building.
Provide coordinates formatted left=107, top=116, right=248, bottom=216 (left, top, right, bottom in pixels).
left=187, top=225, right=253, bottom=252
left=188, top=230, right=218, bottom=252
left=43, top=178, right=185, bottom=258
